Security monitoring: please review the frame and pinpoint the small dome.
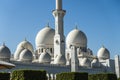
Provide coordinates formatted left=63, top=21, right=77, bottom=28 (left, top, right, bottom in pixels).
left=19, top=49, right=33, bottom=62
left=66, top=28, right=87, bottom=48
left=17, top=39, right=34, bottom=53
left=14, top=47, right=24, bottom=60
left=0, top=44, right=11, bottom=61
left=35, top=26, right=55, bottom=48
left=14, top=39, right=34, bottom=60
left=39, top=52, right=51, bottom=63
left=80, top=58, right=91, bottom=67
left=97, top=46, right=110, bottom=60
left=91, top=58, right=100, bottom=68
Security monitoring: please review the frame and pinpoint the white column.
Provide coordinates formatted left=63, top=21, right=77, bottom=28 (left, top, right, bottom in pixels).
left=56, top=0, right=62, bottom=10
left=71, top=45, right=79, bottom=72
left=115, top=55, right=120, bottom=78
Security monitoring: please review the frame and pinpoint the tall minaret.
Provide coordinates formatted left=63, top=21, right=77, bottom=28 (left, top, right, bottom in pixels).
left=53, top=0, right=66, bottom=65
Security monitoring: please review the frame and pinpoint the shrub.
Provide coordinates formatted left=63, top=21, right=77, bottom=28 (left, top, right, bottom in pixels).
left=0, top=72, right=10, bottom=80
left=56, top=72, right=88, bottom=80
left=11, top=69, right=47, bottom=80
left=88, top=73, right=117, bottom=80
left=118, top=78, right=120, bottom=80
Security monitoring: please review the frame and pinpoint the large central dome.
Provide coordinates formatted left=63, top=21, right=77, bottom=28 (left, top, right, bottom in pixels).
left=66, top=28, right=87, bottom=48
left=35, top=26, right=55, bottom=48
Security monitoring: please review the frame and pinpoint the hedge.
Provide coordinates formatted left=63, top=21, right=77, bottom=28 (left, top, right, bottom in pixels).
left=88, top=73, right=117, bottom=80
left=56, top=72, right=88, bottom=80
left=0, top=72, right=10, bottom=80
left=11, top=69, right=47, bottom=80
left=118, top=78, right=120, bottom=80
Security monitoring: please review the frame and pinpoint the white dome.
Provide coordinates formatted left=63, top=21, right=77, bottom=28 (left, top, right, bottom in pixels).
left=66, top=28, right=87, bottom=48
left=39, top=52, right=51, bottom=63
left=97, top=46, right=110, bottom=60
left=80, top=58, right=91, bottom=67
left=19, top=49, right=33, bottom=62
left=0, top=44, right=11, bottom=61
left=17, top=39, right=34, bottom=52
left=14, top=39, right=34, bottom=60
left=35, top=26, right=55, bottom=48
left=91, top=58, right=100, bottom=68
left=14, top=47, right=24, bottom=60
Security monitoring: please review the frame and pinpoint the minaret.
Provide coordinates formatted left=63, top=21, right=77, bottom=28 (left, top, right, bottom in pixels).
left=53, top=0, right=66, bottom=65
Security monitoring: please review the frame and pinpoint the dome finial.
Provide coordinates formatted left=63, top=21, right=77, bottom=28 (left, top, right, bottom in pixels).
left=3, top=42, right=5, bottom=46
left=46, top=22, right=50, bottom=27
left=24, top=37, right=27, bottom=41
left=75, top=24, right=78, bottom=30
left=102, top=45, right=105, bottom=48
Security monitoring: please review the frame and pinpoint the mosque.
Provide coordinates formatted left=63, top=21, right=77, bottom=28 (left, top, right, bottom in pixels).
left=0, top=0, right=120, bottom=78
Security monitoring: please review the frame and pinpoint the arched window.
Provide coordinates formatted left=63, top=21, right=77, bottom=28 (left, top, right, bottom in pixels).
left=39, top=49, right=40, bottom=53
left=41, top=48, right=43, bottom=53
left=50, top=48, right=52, bottom=53
left=67, top=53, right=70, bottom=60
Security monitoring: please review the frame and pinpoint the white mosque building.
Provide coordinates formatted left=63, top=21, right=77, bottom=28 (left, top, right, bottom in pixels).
left=0, top=0, right=120, bottom=78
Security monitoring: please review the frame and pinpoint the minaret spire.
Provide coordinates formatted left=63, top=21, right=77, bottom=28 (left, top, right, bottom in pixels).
left=53, top=0, right=66, bottom=65
left=56, top=0, right=62, bottom=10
